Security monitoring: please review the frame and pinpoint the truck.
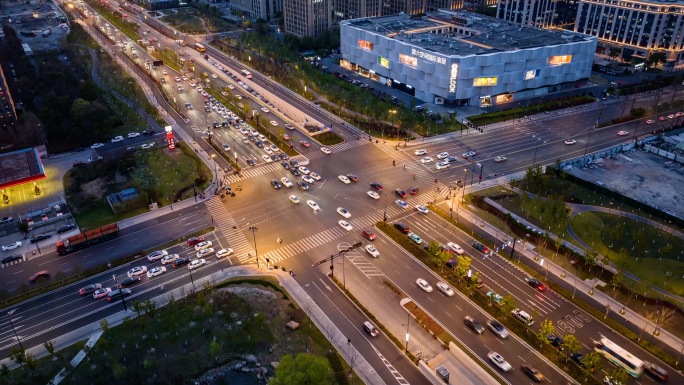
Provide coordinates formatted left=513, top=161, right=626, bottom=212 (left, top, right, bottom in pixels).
left=55, top=223, right=119, bottom=255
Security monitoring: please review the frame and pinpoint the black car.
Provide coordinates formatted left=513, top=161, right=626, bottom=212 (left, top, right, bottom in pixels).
left=471, top=242, right=490, bottom=254
left=246, top=159, right=256, bottom=166
left=72, top=160, right=86, bottom=167
left=57, top=224, right=77, bottom=234
left=644, top=361, right=668, bottom=381
left=142, top=128, right=155, bottom=135
left=347, top=174, right=359, bottom=182
left=79, top=283, right=103, bottom=296
left=107, top=288, right=132, bottom=302
left=2, top=254, right=23, bottom=264
left=463, top=316, right=485, bottom=334
left=30, top=233, right=52, bottom=243
left=521, top=365, right=544, bottom=382
left=393, top=222, right=410, bottom=233
left=119, top=276, right=141, bottom=288
left=370, top=182, right=383, bottom=191
left=547, top=334, right=564, bottom=350
left=172, top=257, right=190, bottom=268
left=290, top=168, right=301, bottom=176
left=394, top=189, right=407, bottom=198
left=281, top=161, right=291, bottom=170
left=271, top=154, right=280, bottom=162
left=297, top=181, right=309, bottom=190
left=272, top=180, right=282, bottom=189
left=279, top=152, right=289, bottom=160
left=527, top=277, right=546, bottom=291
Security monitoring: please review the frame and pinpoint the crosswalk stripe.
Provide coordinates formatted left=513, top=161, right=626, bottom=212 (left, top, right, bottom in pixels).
left=204, top=197, right=254, bottom=259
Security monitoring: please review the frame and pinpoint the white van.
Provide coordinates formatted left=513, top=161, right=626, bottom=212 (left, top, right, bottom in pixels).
left=511, top=308, right=534, bottom=325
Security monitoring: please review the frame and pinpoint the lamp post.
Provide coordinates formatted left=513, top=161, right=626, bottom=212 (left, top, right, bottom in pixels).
left=457, top=168, right=468, bottom=221
left=531, top=137, right=543, bottom=167
left=405, top=311, right=411, bottom=352
left=389, top=109, right=397, bottom=138
left=111, top=275, right=128, bottom=312
left=211, top=154, right=217, bottom=185
left=383, top=192, right=391, bottom=223
left=7, top=309, right=24, bottom=352
left=188, top=264, right=196, bottom=291
left=248, top=226, right=259, bottom=268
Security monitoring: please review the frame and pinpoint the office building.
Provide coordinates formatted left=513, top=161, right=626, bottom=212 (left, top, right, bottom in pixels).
left=284, top=0, right=332, bottom=37
left=0, top=64, right=17, bottom=130
left=228, top=0, right=284, bottom=21
left=496, top=0, right=579, bottom=28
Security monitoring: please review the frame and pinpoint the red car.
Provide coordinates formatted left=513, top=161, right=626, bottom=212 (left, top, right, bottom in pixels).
left=187, top=236, right=205, bottom=246
left=29, top=270, right=50, bottom=283
left=395, top=189, right=407, bottom=198
left=409, top=187, right=419, bottom=195
left=299, top=141, right=310, bottom=148
left=370, top=182, right=383, bottom=191
left=361, top=229, right=376, bottom=241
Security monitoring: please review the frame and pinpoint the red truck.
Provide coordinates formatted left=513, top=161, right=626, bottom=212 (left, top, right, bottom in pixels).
left=55, top=223, right=119, bottom=255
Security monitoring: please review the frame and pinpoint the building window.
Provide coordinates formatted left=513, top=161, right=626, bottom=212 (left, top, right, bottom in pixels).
left=399, top=54, right=418, bottom=67
left=524, top=69, right=540, bottom=80
left=473, top=77, right=498, bottom=87
left=358, top=40, right=373, bottom=50
left=549, top=55, right=573, bottom=65
left=377, top=56, right=390, bottom=68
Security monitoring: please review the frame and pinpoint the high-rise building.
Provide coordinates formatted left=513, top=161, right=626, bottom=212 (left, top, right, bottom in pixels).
left=496, top=0, right=579, bottom=28
left=334, top=0, right=383, bottom=22
left=229, top=0, right=284, bottom=21
left=284, top=0, right=332, bottom=37
left=574, top=0, right=684, bottom=66
left=0, top=64, right=17, bottom=130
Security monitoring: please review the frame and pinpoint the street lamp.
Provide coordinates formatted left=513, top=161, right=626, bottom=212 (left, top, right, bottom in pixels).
left=389, top=109, right=397, bottom=138
left=111, top=275, right=128, bottom=312
left=405, top=311, right=410, bottom=352
left=248, top=226, right=259, bottom=268
left=211, top=153, right=217, bottom=185
left=7, top=309, right=24, bottom=352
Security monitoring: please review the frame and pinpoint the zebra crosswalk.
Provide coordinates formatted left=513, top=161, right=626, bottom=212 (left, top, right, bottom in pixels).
left=306, top=139, right=371, bottom=160
left=204, top=197, right=254, bottom=262
left=224, top=162, right=282, bottom=184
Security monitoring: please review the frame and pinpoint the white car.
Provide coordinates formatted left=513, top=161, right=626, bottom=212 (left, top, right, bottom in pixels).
left=307, top=200, right=320, bottom=211
left=93, top=288, right=112, bottom=300
left=365, top=245, right=380, bottom=257
left=463, top=150, right=477, bottom=158
left=188, top=259, right=206, bottom=270
left=435, top=161, right=450, bottom=170
left=270, top=120, right=278, bottom=126
left=395, top=200, right=408, bottom=209
left=309, top=172, right=321, bottom=181
left=338, top=220, right=353, bottom=231
left=91, top=143, right=104, bottom=149
left=141, top=143, right=155, bottom=149
left=414, top=149, right=427, bottom=156
left=111, top=136, right=124, bottom=143
left=338, top=175, right=350, bottom=184
left=487, top=352, right=512, bottom=372
left=493, top=156, right=507, bottom=163
left=215, top=248, right=234, bottom=259
left=298, top=166, right=311, bottom=175
left=127, top=266, right=148, bottom=278
left=437, top=152, right=449, bottom=159
left=645, top=119, right=655, bottom=125
left=289, top=195, right=300, bottom=204
left=175, top=77, right=181, bottom=82
left=2, top=241, right=22, bottom=252
left=285, top=123, right=294, bottom=130
left=146, top=250, right=168, bottom=261
left=127, top=132, right=140, bottom=138
left=146, top=266, right=167, bottom=278
left=420, top=156, right=433, bottom=164
left=261, top=154, right=272, bottom=163
left=196, top=248, right=214, bottom=258
left=564, top=139, right=577, bottom=145
left=160, top=254, right=179, bottom=265
left=618, top=130, right=629, bottom=136
left=367, top=191, right=380, bottom=200
left=161, top=70, right=168, bottom=75
left=281, top=177, right=293, bottom=188
left=416, top=278, right=433, bottom=293
left=320, top=147, right=332, bottom=155
left=446, top=242, right=464, bottom=255
left=336, top=207, right=351, bottom=218
left=222, top=143, right=230, bottom=151
left=302, top=175, right=315, bottom=184
left=436, top=281, right=455, bottom=297
left=194, top=241, right=213, bottom=251
left=261, top=107, right=270, bottom=113
left=415, top=205, right=429, bottom=215
left=211, top=73, right=218, bottom=78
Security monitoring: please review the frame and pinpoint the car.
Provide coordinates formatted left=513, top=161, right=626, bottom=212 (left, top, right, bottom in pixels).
left=289, top=195, right=300, bottom=204
left=416, top=278, right=433, bottom=292
left=280, top=177, right=293, bottom=188
left=320, top=147, right=331, bottom=155
left=618, top=130, right=629, bottom=136
left=370, top=182, right=383, bottom=191
left=493, top=156, right=507, bottom=162
left=107, top=288, right=132, bottom=302
left=409, top=186, right=419, bottom=195
left=281, top=161, right=291, bottom=170
left=299, top=141, right=310, bottom=147
left=338, top=175, right=351, bottom=184
left=367, top=191, right=380, bottom=200
left=365, top=244, right=380, bottom=257
left=464, top=316, right=485, bottom=334
left=90, top=143, right=104, bottom=149
left=435, top=161, right=450, bottom=170
left=310, top=172, right=321, bottom=181
left=302, top=175, right=315, bottom=184
left=161, top=254, right=179, bottom=265
left=437, top=152, right=449, bottom=160
left=603, top=376, right=624, bottom=385
left=0, top=216, right=13, bottom=224
left=487, top=291, right=504, bottom=305
left=414, top=149, right=427, bottom=156
left=395, top=199, right=408, bottom=209
left=471, top=242, right=490, bottom=254
left=285, top=123, right=295, bottom=130
left=29, top=270, right=50, bottom=283
left=337, top=207, right=351, bottom=218
left=446, top=156, right=458, bottom=163
left=436, top=281, right=455, bottom=296
left=271, top=179, right=282, bottom=189
left=415, top=205, right=429, bottom=215
left=194, top=241, right=213, bottom=251
left=466, top=275, right=485, bottom=288
left=222, top=143, right=230, bottom=151
left=172, top=257, right=190, bottom=267
left=187, top=236, right=205, bottom=246
left=211, top=73, right=217, bottom=78
left=394, top=222, right=410, bottom=233
left=175, top=77, right=181, bottom=82
left=307, top=200, right=320, bottom=211
left=196, top=248, right=215, bottom=258
left=298, top=166, right=311, bottom=175
left=346, top=174, right=359, bottom=182
left=147, top=250, right=168, bottom=262
left=407, top=232, right=423, bottom=244
left=394, top=189, right=407, bottom=198
left=363, top=321, right=379, bottom=337
left=119, top=276, right=141, bottom=288
left=511, top=308, right=534, bottom=325
left=645, top=119, right=655, bottom=125
left=361, top=229, right=377, bottom=241
left=526, top=277, right=546, bottom=291
left=216, top=248, right=234, bottom=259
left=547, top=334, right=564, bottom=349
left=79, top=283, right=103, bottom=296
left=127, top=266, right=148, bottom=278
left=57, top=224, right=77, bottom=233
left=127, top=132, right=140, bottom=138
left=262, top=154, right=272, bottom=163
left=261, top=107, right=270, bottom=113
left=658, top=116, right=666, bottom=121
left=269, top=120, right=278, bottom=126
left=141, top=143, right=155, bottom=149
left=521, top=365, right=544, bottom=382
left=564, top=139, right=577, bottom=145
left=297, top=181, right=309, bottom=190
left=643, top=361, right=668, bottom=381
left=2, top=241, right=22, bottom=252
left=487, top=320, right=509, bottom=338
left=29, top=233, right=52, bottom=243
left=420, top=156, right=433, bottom=163
left=185, top=103, right=193, bottom=109
left=338, top=220, right=353, bottom=231
left=487, top=352, right=512, bottom=372
left=142, top=128, right=154, bottom=135
left=2, top=254, right=23, bottom=264
left=463, top=150, right=476, bottom=158
left=111, top=136, right=124, bottom=143
left=188, top=258, right=206, bottom=270
left=445, top=242, right=464, bottom=255
left=93, top=287, right=112, bottom=299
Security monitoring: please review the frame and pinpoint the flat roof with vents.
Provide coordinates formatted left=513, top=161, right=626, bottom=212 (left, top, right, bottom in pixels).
left=0, top=148, right=46, bottom=189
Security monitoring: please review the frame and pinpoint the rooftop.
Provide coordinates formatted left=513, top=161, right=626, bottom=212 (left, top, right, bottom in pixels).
left=0, top=148, right=45, bottom=189
left=345, top=11, right=592, bottom=56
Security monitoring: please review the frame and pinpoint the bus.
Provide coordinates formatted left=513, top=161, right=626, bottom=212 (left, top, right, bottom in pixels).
left=594, top=336, right=644, bottom=378
left=240, top=69, right=252, bottom=79
left=194, top=43, right=206, bottom=53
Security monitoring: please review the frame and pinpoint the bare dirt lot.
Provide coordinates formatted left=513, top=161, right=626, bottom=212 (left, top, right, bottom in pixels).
left=1, top=0, right=69, bottom=52
left=567, top=149, right=684, bottom=219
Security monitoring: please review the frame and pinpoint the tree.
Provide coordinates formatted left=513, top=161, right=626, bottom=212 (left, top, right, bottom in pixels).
left=17, top=221, right=29, bottom=239
left=537, top=319, right=555, bottom=348
left=501, top=295, right=517, bottom=314
left=455, top=255, right=472, bottom=282
left=646, top=52, right=667, bottom=68
left=44, top=340, right=56, bottom=358
left=561, top=334, right=581, bottom=357
left=24, top=352, right=36, bottom=374
left=270, top=353, right=333, bottom=385
left=0, top=364, right=9, bottom=380
left=608, top=367, right=629, bottom=384
left=10, top=348, right=25, bottom=367
left=582, top=352, right=602, bottom=373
